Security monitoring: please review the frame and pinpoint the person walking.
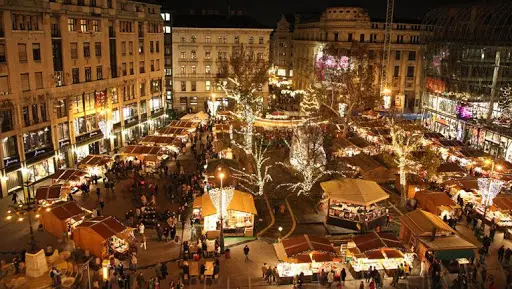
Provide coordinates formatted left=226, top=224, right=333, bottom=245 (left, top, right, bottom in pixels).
left=420, top=260, right=426, bottom=277
left=327, top=271, right=334, bottom=288
left=243, top=245, right=250, bottom=261
left=261, top=263, right=268, bottom=279
left=140, top=234, right=147, bottom=250
left=341, top=268, right=347, bottom=285
left=130, top=254, right=137, bottom=271
left=11, top=193, right=17, bottom=205
left=161, top=262, right=168, bottom=280
left=498, top=245, right=505, bottom=263
left=360, top=280, right=365, bottom=289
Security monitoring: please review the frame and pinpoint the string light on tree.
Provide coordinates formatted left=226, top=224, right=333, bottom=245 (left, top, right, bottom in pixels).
left=478, top=178, right=504, bottom=206
left=232, top=140, right=273, bottom=196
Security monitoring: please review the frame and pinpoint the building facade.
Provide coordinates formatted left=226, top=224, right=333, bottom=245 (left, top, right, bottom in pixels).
left=289, top=7, right=428, bottom=113
left=0, top=0, right=165, bottom=197
left=161, top=11, right=173, bottom=114
left=171, top=12, right=272, bottom=113
left=270, top=15, right=294, bottom=79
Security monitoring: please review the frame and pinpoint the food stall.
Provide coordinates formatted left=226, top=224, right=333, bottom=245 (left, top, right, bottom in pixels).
left=436, top=163, right=467, bottom=180
left=180, top=111, right=209, bottom=122
left=479, top=194, right=512, bottom=229
left=414, top=190, right=460, bottom=218
left=40, top=201, right=89, bottom=239
left=400, top=209, right=476, bottom=262
left=73, top=216, right=135, bottom=258
left=120, top=145, right=168, bottom=169
left=166, top=120, right=198, bottom=130
left=139, top=135, right=182, bottom=153
left=158, top=127, right=190, bottom=137
left=77, top=154, right=113, bottom=176
left=346, top=232, right=414, bottom=278
left=35, top=184, right=71, bottom=205
left=52, top=169, right=88, bottom=187
left=194, top=188, right=257, bottom=237
left=320, top=178, right=389, bottom=231
left=273, top=234, right=338, bottom=285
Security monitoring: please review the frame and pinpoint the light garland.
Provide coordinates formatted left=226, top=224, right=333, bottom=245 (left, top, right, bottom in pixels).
left=209, top=186, right=235, bottom=217
left=478, top=178, right=504, bottom=206
left=232, top=140, right=273, bottom=196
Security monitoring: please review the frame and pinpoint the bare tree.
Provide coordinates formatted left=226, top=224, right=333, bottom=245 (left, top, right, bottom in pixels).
left=231, top=139, right=272, bottom=196
left=219, top=45, right=270, bottom=154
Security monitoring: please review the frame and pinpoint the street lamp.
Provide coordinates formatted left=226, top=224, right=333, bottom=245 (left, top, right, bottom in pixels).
left=218, top=172, right=225, bottom=254
left=278, top=226, right=283, bottom=241
left=6, top=198, right=40, bottom=252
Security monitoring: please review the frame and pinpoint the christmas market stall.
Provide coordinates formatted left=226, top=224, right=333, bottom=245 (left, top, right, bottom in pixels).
left=120, top=145, right=168, bottom=169
left=157, top=127, right=190, bottom=138
left=35, top=184, right=71, bottom=206
left=166, top=120, right=198, bottom=130
left=341, top=154, right=395, bottom=184
left=436, top=163, right=466, bottom=179
left=320, top=178, right=389, bottom=231
left=346, top=232, right=414, bottom=278
left=194, top=188, right=257, bottom=237
left=414, top=190, right=460, bottom=218
left=40, top=201, right=89, bottom=240
left=330, top=137, right=361, bottom=158
left=399, top=210, right=476, bottom=266
left=52, top=169, right=88, bottom=187
left=73, top=216, right=135, bottom=258
left=77, top=154, right=113, bottom=177
left=273, top=234, right=338, bottom=285
left=139, top=135, right=182, bottom=153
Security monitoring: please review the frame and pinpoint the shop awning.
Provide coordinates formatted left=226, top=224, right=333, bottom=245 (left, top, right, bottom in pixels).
left=52, top=169, right=87, bottom=182
left=77, top=155, right=112, bottom=168
left=400, top=209, right=456, bottom=237
left=321, top=178, right=390, bottom=206
left=35, top=184, right=67, bottom=201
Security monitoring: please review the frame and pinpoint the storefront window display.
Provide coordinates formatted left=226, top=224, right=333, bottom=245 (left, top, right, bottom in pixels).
left=6, top=170, right=22, bottom=192
left=74, top=114, right=98, bottom=136
left=58, top=122, right=70, bottom=141
left=23, top=127, right=52, bottom=153
left=3, top=136, right=19, bottom=167
left=123, top=104, right=138, bottom=120
left=150, top=96, right=162, bottom=112
left=124, top=126, right=140, bottom=144
left=27, top=158, right=55, bottom=183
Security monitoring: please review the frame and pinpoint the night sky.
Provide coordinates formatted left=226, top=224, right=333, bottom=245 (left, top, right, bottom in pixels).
left=163, top=0, right=484, bottom=27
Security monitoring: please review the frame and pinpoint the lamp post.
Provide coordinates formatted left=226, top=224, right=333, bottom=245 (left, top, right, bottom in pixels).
left=218, top=172, right=225, bottom=254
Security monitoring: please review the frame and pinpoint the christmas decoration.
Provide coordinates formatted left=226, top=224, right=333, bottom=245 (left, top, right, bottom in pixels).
left=209, top=186, right=235, bottom=217
left=478, top=177, right=504, bottom=206
left=231, top=140, right=273, bottom=196
left=300, top=89, right=321, bottom=116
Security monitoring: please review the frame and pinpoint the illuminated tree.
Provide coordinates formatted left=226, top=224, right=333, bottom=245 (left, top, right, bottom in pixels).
left=231, top=140, right=272, bottom=196
left=300, top=88, right=320, bottom=116
left=388, top=119, right=424, bottom=207
left=219, top=45, right=270, bottom=154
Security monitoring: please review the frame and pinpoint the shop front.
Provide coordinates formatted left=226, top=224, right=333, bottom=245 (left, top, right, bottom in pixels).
left=74, top=130, right=105, bottom=163
left=57, top=139, right=72, bottom=169
left=2, top=135, right=21, bottom=195
left=123, top=116, right=140, bottom=145
left=25, top=147, right=56, bottom=183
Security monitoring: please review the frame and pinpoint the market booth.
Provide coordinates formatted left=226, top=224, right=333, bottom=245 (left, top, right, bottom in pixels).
left=158, top=127, right=190, bottom=137
left=400, top=209, right=476, bottom=263
left=40, top=201, right=89, bottom=239
left=273, top=234, right=338, bottom=285
left=77, top=154, right=113, bottom=176
left=193, top=188, right=257, bottom=237
left=139, top=135, right=182, bottom=153
left=52, top=169, right=87, bottom=186
left=120, top=145, right=168, bottom=168
left=346, top=232, right=414, bottom=278
left=321, top=178, right=389, bottom=231
left=35, top=184, right=71, bottom=205
left=166, top=120, right=198, bottom=130
left=73, top=216, right=135, bottom=258
left=414, top=190, right=460, bottom=218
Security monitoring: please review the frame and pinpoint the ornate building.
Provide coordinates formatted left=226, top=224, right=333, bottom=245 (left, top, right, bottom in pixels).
left=0, top=0, right=165, bottom=197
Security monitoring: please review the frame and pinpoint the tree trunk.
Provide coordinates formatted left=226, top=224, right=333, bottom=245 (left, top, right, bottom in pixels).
left=399, top=165, right=407, bottom=208
left=245, top=120, right=253, bottom=155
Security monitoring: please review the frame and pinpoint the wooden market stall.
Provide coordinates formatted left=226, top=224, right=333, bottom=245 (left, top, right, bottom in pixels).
left=321, top=178, right=389, bottom=231
left=273, top=234, right=338, bottom=285
left=346, top=232, right=414, bottom=278
left=158, top=127, right=190, bottom=137
left=77, top=154, right=113, bottom=176
left=414, top=190, right=460, bottom=218
left=73, top=216, right=135, bottom=258
left=40, top=201, right=89, bottom=239
left=166, top=120, right=198, bottom=129
left=52, top=169, right=87, bottom=186
left=35, top=184, right=71, bottom=205
left=193, top=189, right=257, bottom=237
left=436, top=163, right=466, bottom=179
left=399, top=209, right=476, bottom=262
left=341, top=153, right=394, bottom=184
left=139, top=135, right=182, bottom=153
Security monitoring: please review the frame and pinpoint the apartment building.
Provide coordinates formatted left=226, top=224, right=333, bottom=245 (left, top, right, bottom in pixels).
left=162, top=11, right=173, bottom=113
left=287, top=7, right=429, bottom=113
left=0, top=0, right=165, bottom=197
left=171, top=11, right=272, bottom=113
left=270, top=15, right=294, bottom=79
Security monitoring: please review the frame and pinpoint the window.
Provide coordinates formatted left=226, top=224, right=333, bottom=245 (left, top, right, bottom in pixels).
left=80, top=19, right=88, bottom=32
left=0, top=76, right=7, bottom=94
left=205, top=36, right=211, bottom=43
left=180, top=66, right=185, bottom=74
left=129, top=62, right=134, bottom=75
left=165, top=69, right=172, bottom=76
left=156, top=60, right=160, bottom=71
left=205, top=51, right=211, bottom=59
left=191, top=35, right=196, bottom=43
left=370, top=34, right=377, bottom=42
left=128, top=41, right=133, bottom=55
left=72, top=68, right=79, bottom=83
left=21, top=73, right=30, bottom=91
left=164, top=26, right=171, bottom=33
left=35, top=72, right=43, bottom=89
left=234, top=36, right=239, bottom=44
left=23, top=106, right=29, bottom=126
left=57, top=123, right=69, bottom=141
left=180, top=51, right=186, bottom=59
left=393, top=65, right=400, bottom=77
left=191, top=50, right=196, bottom=59
left=395, top=51, right=400, bottom=60
left=138, top=82, right=146, bottom=97
left=68, top=18, right=76, bottom=31
left=249, top=36, right=254, bottom=44
left=191, top=81, right=196, bottom=91
left=84, top=67, right=91, bottom=82
left=32, top=104, right=39, bottom=123
left=151, top=60, right=155, bottom=72
left=334, top=32, right=339, bottom=41
left=139, top=61, right=145, bottom=73
left=18, top=44, right=27, bottom=62
left=406, top=66, right=415, bottom=77
left=95, top=42, right=101, bottom=57
left=396, top=35, right=404, bottom=43
left=32, top=43, right=41, bottom=61
left=149, top=41, right=154, bottom=53
left=96, top=66, right=102, bottom=80
left=259, top=36, right=264, bottom=44
left=83, top=42, right=90, bottom=57
left=40, top=103, right=47, bottom=122
left=360, top=34, right=365, bottom=42
left=0, top=44, right=5, bottom=63
left=191, top=65, right=196, bottom=74
left=122, top=63, right=127, bottom=76
left=121, top=41, right=126, bottom=55
left=56, top=99, right=67, bottom=118
left=70, top=43, right=78, bottom=59
left=156, top=41, right=159, bottom=53
left=408, top=51, right=416, bottom=61
left=181, top=81, right=186, bottom=91
left=92, top=19, right=99, bottom=31
left=348, top=33, right=353, bottom=42
left=257, top=52, right=263, bottom=60
left=138, top=40, right=144, bottom=54
left=205, top=65, right=211, bottom=74
left=205, top=80, right=211, bottom=91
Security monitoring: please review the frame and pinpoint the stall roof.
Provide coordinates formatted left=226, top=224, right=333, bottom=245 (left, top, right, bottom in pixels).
left=281, top=234, right=336, bottom=257
left=197, top=190, right=257, bottom=216
left=415, top=191, right=457, bottom=210
left=492, top=195, right=512, bottom=211
left=459, top=149, right=489, bottom=158
left=320, top=178, right=389, bottom=206
left=158, top=127, right=190, bottom=136
left=77, top=216, right=127, bottom=240
left=383, top=249, right=404, bottom=259
left=52, top=169, right=87, bottom=182
left=140, top=135, right=181, bottom=146
left=35, top=184, right=65, bottom=200
left=214, top=124, right=231, bottom=132
left=419, top=235, right=477, bottom=252
left=78, top=155, right=112, bottom=167
left=167, top=120, right=198, bottom=129
left=400, top=209, right=456, bottom=237
left=437, top=163, right=465, bottom=173
left=342, top=153, right=384, bottom=173
left=439, top=139, right=464, bottom=147
left=444, top=177, right=479, bottom=191
left=352, top=232, right=406, bottom=253
left=47, top=201, right=85, bottom=221
left=366, top=250, right=385, bottom=259
left=312, top=253, right=333, bottom=262
left=122, top=145, right=163, bottom=155
left=424, top=132, right=444, bottom=139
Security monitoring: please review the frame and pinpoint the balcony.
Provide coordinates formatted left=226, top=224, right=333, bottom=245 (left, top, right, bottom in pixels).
left=51, top=29, right=61, bottom=38
left=54, top=71, right=64, bottom=87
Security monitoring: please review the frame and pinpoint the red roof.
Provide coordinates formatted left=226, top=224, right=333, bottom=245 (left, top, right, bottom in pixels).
left=77, top=216, right=127, bottom=240
left=282, top=234, right=336, bottom=257
left=35, top=184, right=64, bottom=200
left=52, top=169, right=87, bottom=182
left=123, top=145, right=162, bottom=155
left=352, top=232, right=406, bottom=253
left=47, top=201, right=85, bottom=221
